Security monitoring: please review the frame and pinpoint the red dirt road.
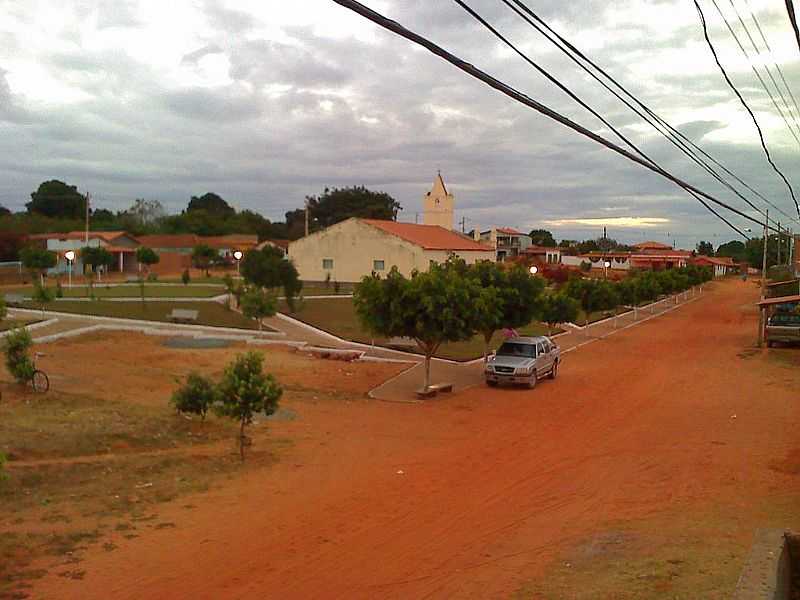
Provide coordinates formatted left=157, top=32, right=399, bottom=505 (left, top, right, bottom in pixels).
left=30, top=279, right=800, bottom=599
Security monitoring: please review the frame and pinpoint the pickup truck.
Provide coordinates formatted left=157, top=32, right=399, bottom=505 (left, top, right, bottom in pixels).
left=484, top=336, right=560, bottom=389
left=766, top=312, right=800, bottom=347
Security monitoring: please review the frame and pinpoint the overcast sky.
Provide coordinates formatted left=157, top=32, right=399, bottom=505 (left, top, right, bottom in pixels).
left=2, top=0, right=799, bottom=246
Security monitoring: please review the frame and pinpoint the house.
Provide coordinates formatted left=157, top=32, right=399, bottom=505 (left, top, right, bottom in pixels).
left=29, top=231, right=141, bottom=274
left=561, top=241, right=693, bottom=272
left=524, top=245, right=562, bottom=267
left=691, top=255, right=737, bottom=277
left=203, top=234, right=259, bottom=262
left=478, top=228, right=532, bottom=261
left=288, top=217, right=495, bottom=283
left=256, top=239, right=289, bottom=256
left=136, top=234, right=199, bottom=274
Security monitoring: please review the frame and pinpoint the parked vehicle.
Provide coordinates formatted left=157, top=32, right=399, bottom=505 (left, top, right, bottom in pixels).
left=484, top=336, right=560, bottom=389
left=766, top=312, right=800, bottom=347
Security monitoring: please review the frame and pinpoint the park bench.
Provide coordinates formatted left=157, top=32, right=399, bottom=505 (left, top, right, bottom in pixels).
left=168, top=309, right=199, bottom=324
left=415, top=382, right=454, bottom=399
left=4, top=293, right=25, bottom=305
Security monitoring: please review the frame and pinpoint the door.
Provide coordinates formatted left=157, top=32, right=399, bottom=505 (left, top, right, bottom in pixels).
left=536, top=342, right=549, bottom=376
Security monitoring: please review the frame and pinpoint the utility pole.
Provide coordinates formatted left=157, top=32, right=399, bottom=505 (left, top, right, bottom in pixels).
left=758, top=209, right=768, bottom=347
left=460, top=215, right=466, bottom=233
left=777, top=221, right=782, bottom=265
left=85, top=191, right=90, bottom=244
left=304, top=199, right=309, bottom=237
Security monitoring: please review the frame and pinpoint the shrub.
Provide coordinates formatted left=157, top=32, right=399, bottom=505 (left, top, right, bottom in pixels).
left=171, top=372, right=216, bottom=421
left=181, top=269, right=191, bottom=285
left=0, top=452, right=8, bottom=484
left=0, top=297, right=7, bottom=322
left=5, top=327, right=34, bottom=384
left=215, top=352, right=282, bottom=461
left=147, top=272, right=158, bottom=282
left=240, top=288, right=277, bottom=330
left=56, top=280, right=64, bottom=298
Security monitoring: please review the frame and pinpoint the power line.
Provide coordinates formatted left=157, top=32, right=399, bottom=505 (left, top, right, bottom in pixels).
left=708, top=0, right=800, bottom=146
left=726, top=0, right=800, bottom=139
left=785, top=0, right=800, bottom=54
left=451, top=0, right=749, bottom=237
left=694, top=0, right=800, bottom=219
left=330, top=0, right=778, bottom=239
left=502, top=0, right=800, bottom=228
left=743, top=0, right=800, bottom=128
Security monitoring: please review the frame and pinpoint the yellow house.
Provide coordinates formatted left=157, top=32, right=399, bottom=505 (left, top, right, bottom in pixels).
left=288, top=217, right=495, bottom=283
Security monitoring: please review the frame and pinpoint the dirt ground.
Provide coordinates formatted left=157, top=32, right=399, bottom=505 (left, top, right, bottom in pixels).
left=12, top=278, right=800, bottom=599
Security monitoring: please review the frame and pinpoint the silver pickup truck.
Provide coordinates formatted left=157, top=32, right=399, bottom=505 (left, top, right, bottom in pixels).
left=484, top=336, right=560, bottom=389
left=766, top=312, right=800, bottom=347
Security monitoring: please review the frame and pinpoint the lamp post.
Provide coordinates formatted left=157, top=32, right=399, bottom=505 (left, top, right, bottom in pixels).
left=233, top=250, right=243, bottom=276
left=603, top=260, right=611, bottom=279
left=64, top=250, right=75, bottom=288
left=529, top=265, right=538, bottom=276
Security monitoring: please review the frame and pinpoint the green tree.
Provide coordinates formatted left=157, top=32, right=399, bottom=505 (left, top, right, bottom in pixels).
left=181, top=268, right=191, bottom=285
left=192, top=244, right=217, bottom=277
left=171, top=373, right=216, bottom=421
left=716, top=240, right=746, bottom=262
left=135, top=246, right=160, bottom=306
left=564, top=278, right=620, bottom=329
left=20, top=246, right=57, bottom=286
left=4, top=327, right=34, bottom=384
left=240, top=288, right=277, bottom=330
left=539, top=293, right=579, bottom=334
left=215, top=352, right=282, bottom=461
left=26, top=180, right=86, bottom=219
left=744, top=236, right=779, bottom=270
left=305, top=186, right=402, bottom=229
left=187, top=193, right=235, bottom=217
left=241, top=247, right=302, bottom=310
left=528, top=229, right=556, bottom=247
left=354, top=264, right=484, bottom=390
left=696, top=241, right=714, bottom=256
left=32, top=282, right=55, bottom=316
left=0, top=297, right=7, bottom=323
left=81, top=246, right=114, bottom=297
left=0, top=452, right=8, bottom=484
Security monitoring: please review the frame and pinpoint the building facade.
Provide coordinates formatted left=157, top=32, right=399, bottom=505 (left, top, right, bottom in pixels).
left=478, top=228, right=533, bottom=261
left=288, top=217, right=495, bottom=283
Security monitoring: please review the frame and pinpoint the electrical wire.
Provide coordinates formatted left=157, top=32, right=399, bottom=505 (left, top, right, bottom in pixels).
left=694, top=0, right=800, bottom=219
left=330, top=0, right=777, bottom=239
left=503, top=0, right=800, bottom=227
left=451, top=0, right=752, bottom=236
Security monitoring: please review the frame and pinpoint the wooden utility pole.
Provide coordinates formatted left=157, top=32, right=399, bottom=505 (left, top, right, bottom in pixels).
left=460, top=215, right=466, bottom=233
left=85, top=191, right=90, bottom=244
left=777, top=222, right=782, bottom=265
left=304, top=199, right=309, bottom=237
left=758, top=209, right=769, bottom=347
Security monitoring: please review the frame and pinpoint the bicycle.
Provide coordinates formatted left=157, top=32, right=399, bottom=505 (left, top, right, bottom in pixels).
left=30, top=352, right=49, bottom=393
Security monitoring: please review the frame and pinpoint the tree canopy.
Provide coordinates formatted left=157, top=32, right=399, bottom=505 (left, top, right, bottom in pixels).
left=696, top=241, right=714, bottom=256
left=240, top=246, right=302, bottom=310
left=306, top=186, right=402, bottom=230
left=187, top=193, right=235, bottom=217
left=26, top=180, right=86, bottom=219
left=716, top=240, right=746, bottom=262
left=528, top=229, right=556, bottom=247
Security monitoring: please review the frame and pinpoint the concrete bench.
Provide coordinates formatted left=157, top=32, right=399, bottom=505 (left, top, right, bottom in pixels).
left=4, top=294, right=25, bottom=305
left=168, top=309, right=199, bottom=324
left=415, top=382, right=454, bottom=399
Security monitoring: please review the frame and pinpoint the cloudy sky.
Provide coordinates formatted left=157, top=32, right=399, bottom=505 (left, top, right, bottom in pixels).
left=2, top=0, right=799, bottom=246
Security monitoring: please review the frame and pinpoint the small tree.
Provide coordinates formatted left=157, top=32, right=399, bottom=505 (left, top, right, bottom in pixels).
left=0, top=452, right=8, bottom=484
left=215, top=352, right=282, bottom=461
left=5, top=327, right=34, bottom=384
left=240, top=288, right=277, bottom=330
left=171, top=372, right=216, bottom=421
left=135, top=246, right=160, bottom=306
left=241, top=246, right=303, bottom=309
left=192, top=244, right=217, bottom=277
left=181, top=268, right=191, bottom=285
left=81, top=246, right=114, bottom=297
left=32, top=282, right=55, bottom=316
left=20, top=246, right=57, bottom=287
left=355, top=264, right=483, bottom=390
left=0, top=297, right=7, bottom=323
left=539, top=293, right=579, bottom=334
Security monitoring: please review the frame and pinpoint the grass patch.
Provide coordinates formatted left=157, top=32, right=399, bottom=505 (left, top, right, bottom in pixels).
left=7, top=284, right=224, bottom=299
left=279, top=296, right=557, bottom=361
left=17, top=300, right=273, bottom=331
left=0, top=319, right=39, bottom=332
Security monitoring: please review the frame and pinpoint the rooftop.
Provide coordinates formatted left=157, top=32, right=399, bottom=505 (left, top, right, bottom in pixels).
left=361, top=219, right=493, bottom=251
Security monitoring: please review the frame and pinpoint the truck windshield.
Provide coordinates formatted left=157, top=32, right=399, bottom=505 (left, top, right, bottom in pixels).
left=496, top=342, right=536, bottom=358
left=769, top=314, right=800, bottom=326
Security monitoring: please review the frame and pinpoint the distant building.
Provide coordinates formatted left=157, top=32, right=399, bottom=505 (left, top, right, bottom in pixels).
left=478, top=228, right=532, bottom=261
left=691, top=255, right=737, bottom=277
left=29, top=231, right=141, bottom=274
left=423, top=173, right=454, bottom=230
left=561, top=240, right=693, bottom=272
left=256, top=239, right=289, bottom=256
left=288, top=217, right=494, bottom=283
left=525, top=245, right=562, bottom=267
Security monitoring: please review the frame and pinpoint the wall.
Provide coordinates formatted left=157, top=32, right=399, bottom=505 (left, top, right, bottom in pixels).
left=151, top=252, right=191, bottom=275
left=288, top=219, right=494, bottom=282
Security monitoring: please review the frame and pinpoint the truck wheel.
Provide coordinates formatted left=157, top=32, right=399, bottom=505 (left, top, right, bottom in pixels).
left=527, top=374, right=537, bottom=389
left=487, top=380, right=498, bottom=387
left=549, top=361, right=558, bottom=380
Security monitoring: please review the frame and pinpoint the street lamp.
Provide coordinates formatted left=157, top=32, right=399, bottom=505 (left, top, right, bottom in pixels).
left=233, top=250, right=243, bottom=276
left=64, top=250, right=75, bottom=288
left=529, top=265, right=538, bottom=275
left=603, top=260, right=611, bottom=279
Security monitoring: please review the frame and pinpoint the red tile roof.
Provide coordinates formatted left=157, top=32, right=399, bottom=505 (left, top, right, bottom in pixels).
left=361, top=219, right=493, bottom=251
left=633, top=241, right=673, bottom=250
left=137, top=234, right=199, bottom=249
left=201, top=234, right=258, bottom=249
left=496, top=227, right=523, bottom=235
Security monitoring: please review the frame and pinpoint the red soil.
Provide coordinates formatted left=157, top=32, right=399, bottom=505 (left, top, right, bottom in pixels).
left=29, top=279, right=800, bottom=599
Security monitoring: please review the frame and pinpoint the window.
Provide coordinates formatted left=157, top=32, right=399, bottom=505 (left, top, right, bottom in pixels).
left=322, top=258, right=334, bottom=270
left=373, top=260, right=385, bottom=271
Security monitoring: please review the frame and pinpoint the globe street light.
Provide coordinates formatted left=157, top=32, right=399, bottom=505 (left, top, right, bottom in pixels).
left=64, top=250, right=75, bottom=288
left=233, top=250, right=243, bottom=275
left=529, top=265, right=538, bottom=275
left=603, top=260, right=611, bottom=279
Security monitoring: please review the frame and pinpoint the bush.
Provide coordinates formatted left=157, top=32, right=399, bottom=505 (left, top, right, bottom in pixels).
left=240, top=288, right=277, bottom=330
left=171, top=372, right=216, bottom=420
left=0, top=297, right=7, bottom=322
left=5, top=327, right=34, bottom=384
left=56, top=280, right=64, bottom=298
left=0, top=452, right=7, bottom=484
left=181, top=269, right=191, bottom=285
left=147, top=272, right=158, bottom=282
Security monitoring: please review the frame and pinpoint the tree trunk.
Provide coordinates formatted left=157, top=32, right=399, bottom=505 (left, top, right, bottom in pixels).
left=424, top=354, right=432, bottom=390
left=258, top=318, right=263, bottom=331
left=483, top=332, right=492, bottom=363
left=239, top=419, right=246, bottom=462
